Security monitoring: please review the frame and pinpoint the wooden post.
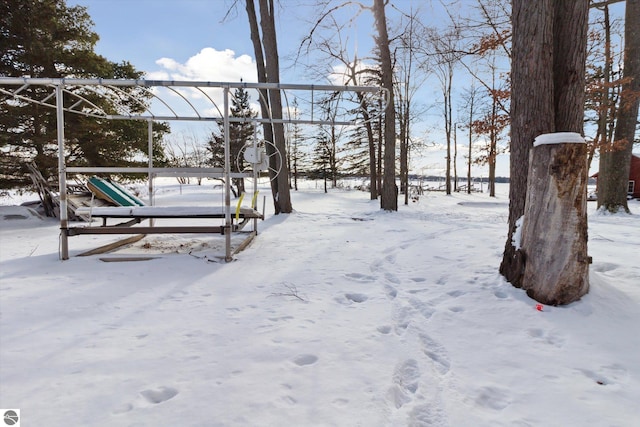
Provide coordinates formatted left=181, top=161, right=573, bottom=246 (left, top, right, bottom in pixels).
left=519, top=132, right=590, bottom=305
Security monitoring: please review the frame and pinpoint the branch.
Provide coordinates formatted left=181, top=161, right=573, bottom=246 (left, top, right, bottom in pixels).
left=459, top=59, right=510, bottom=116
left=269, top=283, right=307, bottom=302
left=296, top=1, right=367, bottom=59
left=476, top=0, right=512, bottom=59
left=590, top=0, right=625, bottom=9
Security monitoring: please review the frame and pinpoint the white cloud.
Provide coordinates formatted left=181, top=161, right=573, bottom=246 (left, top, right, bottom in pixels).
left=328, top=61, right=377, bottom=86
left=143, top=48, right=258, bottom=120
left=148, top=47, right=257, bottom=83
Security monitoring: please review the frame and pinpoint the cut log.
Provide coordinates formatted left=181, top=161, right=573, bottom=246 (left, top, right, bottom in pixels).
left=520, top=132, right=590, bottom=305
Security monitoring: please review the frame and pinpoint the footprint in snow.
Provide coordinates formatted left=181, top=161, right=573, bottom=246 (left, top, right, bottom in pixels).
left=494, top=290, right=509, bottom=299
left=447, top=290, right=466, bottom=298
left=345, top=293, right=368, bottom=303
left=112, top=386, right=179, bottom=414
left=474, top=386, right=511, bottom=410
left=140, top=386, right=179, bottom=404
left=419, top=334, right=451, bottom=375
left=384, top=285, right=398, bottom=300
left=384, top=272, right=401, bottom=284
left=293, top=354, right=318, bottom=366
left=377, top=325, right=392, bottom=334
left=387, top=359, right=421, bottom=409
left=409, top=297, right=435, bottom=320
left=344, top=272, right=376, bottom=282
left=409, top=403, right=447, bottom=426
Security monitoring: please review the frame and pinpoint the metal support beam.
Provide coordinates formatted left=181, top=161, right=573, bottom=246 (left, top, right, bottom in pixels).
left=223, top=86, right=232, bottom=262
left=56, top=84, right=69, bottom=260
left=0, top=77, right=386, bottom=261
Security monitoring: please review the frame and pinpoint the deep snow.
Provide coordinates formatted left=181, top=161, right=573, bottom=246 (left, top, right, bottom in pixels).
left=1, top=181, right=639, bottom=426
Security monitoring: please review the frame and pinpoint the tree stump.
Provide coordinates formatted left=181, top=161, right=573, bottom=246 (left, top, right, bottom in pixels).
left=520, top=132, right=590, bottom=305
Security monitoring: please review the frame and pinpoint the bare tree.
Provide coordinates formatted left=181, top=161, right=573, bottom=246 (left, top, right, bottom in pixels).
left=373, top=0, right=397, bottom=211
left=393, top=3, right=430, bottom=205
left=300, top=13, right=381, bottom=200
left=460, top=83, right=480, bottom=194
left=286, top=98, right=307, bottom=191
left=245, top=0, right=292, bottom=214
left=470, top=53, right=509, bottom=197
left=597, top=0, right=640, bottom=213
left=584, top=3, right=623, bottom=169
left=457, top=0, right=511, bottom=196
left=317, top=92, right=345, bottom=189
left=424, top=24, right=463, bottom=196
left=165, top=130, right=209, bottom=185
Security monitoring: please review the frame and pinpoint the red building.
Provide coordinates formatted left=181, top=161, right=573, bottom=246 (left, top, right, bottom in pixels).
left=592, top=154, right=640, bottom=199
left=630, top=154, right=640, bottom=199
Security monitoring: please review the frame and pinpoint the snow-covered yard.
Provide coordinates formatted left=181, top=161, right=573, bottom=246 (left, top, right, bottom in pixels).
left=1, top=181, right=639, bottom=426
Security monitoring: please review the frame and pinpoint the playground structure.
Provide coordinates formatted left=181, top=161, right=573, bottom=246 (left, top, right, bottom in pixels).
left=0, top=77, right=386, bottom=261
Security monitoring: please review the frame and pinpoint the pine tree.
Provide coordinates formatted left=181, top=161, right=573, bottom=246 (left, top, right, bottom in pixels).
left=207, top=85, right=256, bottom=196
left=343, top=124, right=375, bottom=178
left=310, top=128, right=332, bottom=193
left=0, top=0, right=169, bottom=188
left=286, top=101, right=307, bottom=191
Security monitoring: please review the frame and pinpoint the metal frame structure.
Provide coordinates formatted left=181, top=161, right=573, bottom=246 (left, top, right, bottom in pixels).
left=0, top=77, right=387, bottom=261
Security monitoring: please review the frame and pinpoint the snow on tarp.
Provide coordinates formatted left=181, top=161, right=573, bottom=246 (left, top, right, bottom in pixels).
left=533, top=132, right=585, bottom=147
left=74, top=206, right=260, bottom=218
left=0, top=205, right=43, bottom=226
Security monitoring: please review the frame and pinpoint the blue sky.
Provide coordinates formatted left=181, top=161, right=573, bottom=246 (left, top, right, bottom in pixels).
left=71, top=0, right=261, bottom=80
left=69, top=0, right=486, bottom=177
left=69, top=1, right=633, bottom=178
left=69, top=0, right=380, bottom=84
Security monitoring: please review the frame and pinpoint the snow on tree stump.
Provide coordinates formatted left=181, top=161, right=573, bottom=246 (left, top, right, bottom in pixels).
left=519, top=132, right=590, bottom=305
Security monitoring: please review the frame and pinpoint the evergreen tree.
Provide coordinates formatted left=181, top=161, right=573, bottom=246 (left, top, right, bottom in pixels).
left=343, top=120, right=377, bottom=179
left=0, top=0, right=168, bottom=188
left=207, top=85, right=256, bottom=196
left=286, top=110, right=307, bottom=191
left=310, top=128, right=332, bottom=193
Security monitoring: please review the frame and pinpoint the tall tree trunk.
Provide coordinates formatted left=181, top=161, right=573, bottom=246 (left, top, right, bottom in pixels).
left=552, top=1, right=589, bottom=132
left=377, top=108, right=383, bottom=196
left=598, top=0, right=640, bottom=213
left=445, top=70, right=453, bottom=195
left=245, top=0, right=292, bottom=214
left=363, top=108, right=378, bottom=200
left=373, top=0, right=397, bottom=211
left=502, top=0, right=590, bottom=305
left=500, top=0, right=555, bottom=286
left=258, top=0, right=291, bottom=213
left=245, top=0, right=277, bottom=201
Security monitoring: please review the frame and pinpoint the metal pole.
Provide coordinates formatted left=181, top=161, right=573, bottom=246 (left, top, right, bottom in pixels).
left=223, top=86, right=232, bottom=261
left=253, top=123, right=259, bottom=232
left=56, top=83, right=69, bottom=260
left=147, top=119, right=154, bottom=226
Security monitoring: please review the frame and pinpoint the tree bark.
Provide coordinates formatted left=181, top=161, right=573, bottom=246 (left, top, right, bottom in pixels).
left=245, top=0, right=277, bottom=202
left=500, top=0, right=590, bottom=304
left=258, top=0, right=292, bottom=213
left=520, top=135, right=590, bottom=305
left=500, top=0, right=555, bottom=286
left=245, top=0, right=292, bottom=214
left=552, top=0, right=590, bottom=132
left=373, top=0, right=397, bottom=211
